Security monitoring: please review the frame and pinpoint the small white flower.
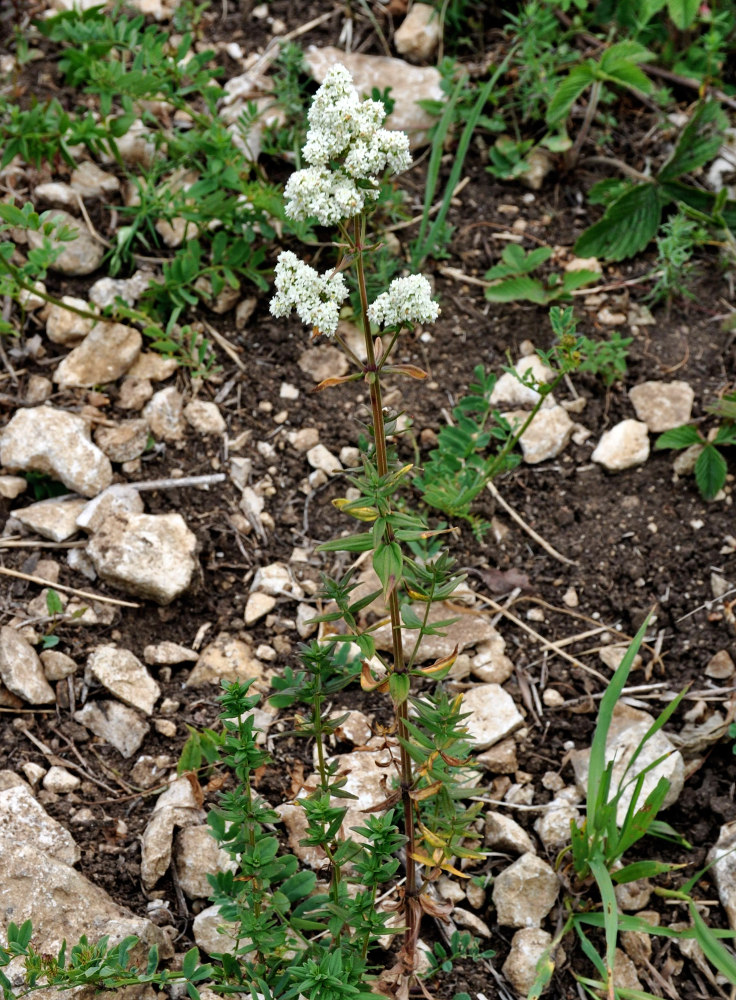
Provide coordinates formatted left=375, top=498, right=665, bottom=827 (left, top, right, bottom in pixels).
left=269, top=251, right=348, bottom=338
left=284, top=167, right=368, bottom=226
left=367, top=275, right=440, bottom=328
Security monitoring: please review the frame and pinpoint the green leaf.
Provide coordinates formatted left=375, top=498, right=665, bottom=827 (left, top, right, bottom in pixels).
left=695, top=444, right=727, bottom=500
left=558, top=269, right=600, bottom=296
left=654, top=424, right=702, bottom=450
left=658, top=101, right=728, bottom=183
left=373, top=541, right=403, bottom=598
left=546, top=63, right=596, bottom=127
left=484, top=275, right=550, bottom=304
left=689, top=901, right=736, bottom=983
left=45, top=588, right=64, bottom=617
left=575, top=183, right=662, bottom=261
left=0, top=204, right=29, bottom=227
left=388, top=672, right=410, bottom=705
left=181, top=946, right=200, bottom=979
left=316, top=532, right=374, bottom=554
left=281, top=870, right=317, bottom=903
left=667, top=0, right=699, bottom=29
left=612, top=859, right=684, bottom=883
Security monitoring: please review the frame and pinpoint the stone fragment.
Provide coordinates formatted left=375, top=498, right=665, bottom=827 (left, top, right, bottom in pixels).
left=592, top=419, right=650, bottom=472
left=373, top=602, right=499, bottom=661
left=87, top=511, right=198, bottom=604
left=504, top=405, right=574, bottom=464
left=144, top=642, right=198, bottom=665
left=332, top=709, right=372, bottom=745
left=67, top=548, right=97, bottom=581
left=244, top=592, right=276, bottom=625
left=42, top=766, right=80, bottom=793
left=502, top=928, right=553, bottom=997
left=76, top=486, right=144, bottom=534
left=599, top=644, right=642, bottom=672
left=13, top=497, right=87, bottom=542
left=0, top=476, right=27, bottom=499
left=27, top=210, right=105, bottom=276
left=534, top=800, right=580, bottom=852
left=251, top=561, right=305, bottom=598
left=296, top=602, right=317, bottom=639
left=118, top=377, right=153, bottom=410
left=459, top=683, right=523, bottom=751
left=706, top=649, right=735, bottom=679
left=184, top=400, right=226, bottom=435
left=126, top=353, right=179, bottom=381
left=45, top=296, right=96, bottom=344
left=34, top=181, right=78, bottom=209
left=141, top=776, right=205, bottom=889
left=307, top=443, right=342, bottom=474
left=629, top=381, right=694, bottom=432
left=492, top=853, right=559, bottom=928
left=614, top=876, right=651, bottom=912
left=519, top=147, right=554, bottom=190
left=453, top=908, right=492, bottom=938
left=709, top=819, right=736, bottom=930
left=0, top=627, right=55, bottom=704
left=192, top=905, right=238, bottom=956
left=485, top=812, right=535, bottom=855
left=21, top=762, right=46, bottom=788
left=130, top=755, right=172, bottom=788
left=569, top=704, right=684, bottom=825
left=288, top=427, right=320, bottom=452
left=86, top=646, right=160, bottom=716
left=94, top=421, right=150, bottom=463
left=111, top=119, right=157, bottom=168
left=74, top=700, right=150, bottom=758
left=611, top=949, right=643, bottom=991
left=0, top=784, right=79, bottom=864
left=0, top=407, right=112, bottom=497
left=70, top=161, right=120, bottom=198
left=54, top=322, right=141, bottom=388
left=156, top=217, right=196, bottom=248
left=154, top=719, right=176, bottom=738
left=186, top=633, right=265, bottom=687
left=143, top=387, right=186, bottom=441
left=394, top=3, right=440, bottom=62
left=297, top=344, right=349, bottom=382
left=306, top=47, right=443, bottom=146
left=89, top=271, right=153, bottom=309
left=0, top=823, right=170, bottom=962
left=476, top=737, right=518, bottom=774
left=174, top=826, right=237, bottom=898
left=40, top=649, right=77, bottom=681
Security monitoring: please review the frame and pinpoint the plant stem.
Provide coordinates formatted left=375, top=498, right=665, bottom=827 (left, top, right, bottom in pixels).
left=353, top=214, right=419, bottom=969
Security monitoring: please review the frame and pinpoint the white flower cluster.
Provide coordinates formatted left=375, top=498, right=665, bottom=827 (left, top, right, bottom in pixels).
left=367, top=275, right=440, bottom=329
left=284, top=63, right=412, bottom=226
left=269, top=251, right=348, bottom=338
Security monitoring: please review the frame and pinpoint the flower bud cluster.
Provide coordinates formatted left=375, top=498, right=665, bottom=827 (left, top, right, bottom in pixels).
left=269, top=251, right=348, bottom=338
left=367, top=275, right=440, bottom=328
left=283, top=64, right=412, bottom=227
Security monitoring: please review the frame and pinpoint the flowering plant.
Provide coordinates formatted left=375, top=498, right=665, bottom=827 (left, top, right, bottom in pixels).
left=267, top=64, right=485, bottom=998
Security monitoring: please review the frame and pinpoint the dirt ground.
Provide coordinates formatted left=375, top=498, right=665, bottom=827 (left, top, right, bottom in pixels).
left=1, top=3, right=736, bottom=999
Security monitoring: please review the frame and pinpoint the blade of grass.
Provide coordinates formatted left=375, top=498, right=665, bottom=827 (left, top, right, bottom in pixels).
left=588, top=853, right=619, bottom=998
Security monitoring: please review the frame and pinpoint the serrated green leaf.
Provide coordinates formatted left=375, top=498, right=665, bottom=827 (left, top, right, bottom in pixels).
left=575, top=183, right=662, bottom=261
left=599, top=40, right=655, bottom=76
left=695, top=444, right=727, bottom=500
left=667, top=0, right=699, bottom=28
left=601, top=60, right=653, bottom=94
left=546, top=63, right=596, bottom=126
left=658, top=101, right=728, bottom=183
left=484, top=275, right=549, bottom=304
left=588, top=178, right=633, bottom=206
left=559, top=269, right=600, bottom=295
left=654, top=425, right=702, bottom=450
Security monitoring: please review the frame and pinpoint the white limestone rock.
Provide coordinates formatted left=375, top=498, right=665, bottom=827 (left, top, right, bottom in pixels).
left=0, top=407, right=112, bottom=498
left=76, top=486, right=144, bottom=534
left=74, top=700, right=150, bottom=758
left=592, top=419, right=650, bottom=472
left=70, top=161, right=120, bottom=198
left=534, top=800, right=581, bottom=852
left=87, top=511, right=198, bottom=604
left=460, top=683, right=524, bottom=751
left=144, top=642, right=198, bottom=665
left=186, top=633, right=265, bottom=688
left=45, top=296, right=96, bottom=345
left=94, top=421, right=150, bottom=463
left=143, top=387, right=187, bottom=442
left=13, top=496, right=87, bottom=542
left=251, top=561, right=305, bottom=598
left=502, top=928, right=555, bottom=997
left=709, top=820, right=736, bottom=930
left=40, top=649, right=78, bottom=681
left=184, top=400, right=226, bottom=435
left=53, top=322, right=141, bottom=389
left=192, top=905, right=238, bottom=956
left=86, top=645, right=160, bottom=716
left=394, top=3, right=440, bottom=62
left=0, top=627, right=55, bottom=704
left=485, top=812, right=535, bottom=855
left=27, top=210, right=105, bottom=276
left=0, top=784, right=79, bottom=864
left=244, top=591, right=276, bottom=625
left=42, top=766, right=81, bottom=793
left=569, top=703, right=684, bottom=825
left=141, top=776, right=205, bottom=889
left=504, top=405, right=574, bottom=464
left=174, top=826, right=237, bottom=898
left=628, top=380, right=695, bottom=432
left=492, top=853, right=559, bottom=928
left=307, top=444, right=342, bottom=474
